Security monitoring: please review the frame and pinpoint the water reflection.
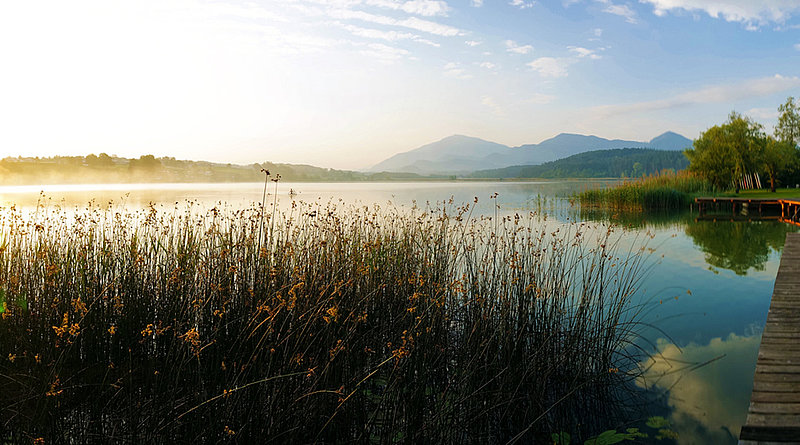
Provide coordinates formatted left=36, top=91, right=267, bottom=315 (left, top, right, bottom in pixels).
left=684, top=221, right=797, bottom=276
left=579, top=207, right=799, bottom=276
left=0, top=181, right=793, bottom=444
left=638, top=333, right=762, bottom=444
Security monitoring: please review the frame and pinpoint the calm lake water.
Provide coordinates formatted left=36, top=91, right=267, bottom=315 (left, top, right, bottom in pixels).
left=3, top=180, right=795, bottom=443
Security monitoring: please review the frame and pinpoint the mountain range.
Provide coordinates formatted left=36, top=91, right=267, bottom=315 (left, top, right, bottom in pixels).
left=368, top=131, right=692, bottom=175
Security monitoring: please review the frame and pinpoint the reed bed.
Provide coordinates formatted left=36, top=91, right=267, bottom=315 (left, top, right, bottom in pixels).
left=578, top=170, right=714, bottom=210
left=0, top=198, right=652, bottom=443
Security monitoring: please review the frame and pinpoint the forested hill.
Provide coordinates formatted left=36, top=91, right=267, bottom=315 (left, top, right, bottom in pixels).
left=0, top=154, right=431, bottom=185
left=469, top=148, right=689, bottom=179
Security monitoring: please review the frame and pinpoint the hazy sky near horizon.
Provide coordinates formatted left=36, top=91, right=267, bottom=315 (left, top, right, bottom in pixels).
left=1, top=1, right=799, bottom=170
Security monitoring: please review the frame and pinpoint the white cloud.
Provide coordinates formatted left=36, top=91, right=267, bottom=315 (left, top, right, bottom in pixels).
left=472, top=0, right=484, bottom=6
left=360, top=42, right=409, bottom=61
left=568, top=45, right=602, bottom=59
left=481, top=95, right=505, bottom=116
left=505, top=40, right=534, bottom=54
left=339, top=23, right=416, bottom=40
left=604, top=3, right=637, bottom=23
left=795, top=43, right=800, bottom=51
left=443, top=62, right=472, bottom=79
left=465, top=40, right=482, bottom=46
left=637, top=333, right=761, bottom=440
left=593, top=28, right=603, bottom=37
left=590, top=74, right=800, bottom=117
left=642, top=0, right=800, bottom=28
left=747, top=107, right=780, bottom=120
left=330, top=9, right=462, bottom=36
left=479, top=61, right=497, bottom=69
left=399, top=16, right=462, bottom=36
left=527, top=57, right=570, bottom=77
left=337, top=23, right=442, bottom=46
left=510, top=0, right=536, bottom=9
left=364, top=0, right=450, bottom=17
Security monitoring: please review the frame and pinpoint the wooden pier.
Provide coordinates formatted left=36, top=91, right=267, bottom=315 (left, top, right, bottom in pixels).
left=695, top=198, right=800, bottom=226
left=740, top=233, right=800, bottom=443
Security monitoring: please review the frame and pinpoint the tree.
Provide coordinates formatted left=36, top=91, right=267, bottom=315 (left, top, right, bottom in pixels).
left=761, top=137, right=795, bottom=192
left=684, top=112, right=764, bottom=192
left=775, top=96, right=800, bottom=147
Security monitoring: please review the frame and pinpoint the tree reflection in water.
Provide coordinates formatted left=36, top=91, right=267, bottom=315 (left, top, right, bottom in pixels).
left=685, top=221, right=798, bottom=275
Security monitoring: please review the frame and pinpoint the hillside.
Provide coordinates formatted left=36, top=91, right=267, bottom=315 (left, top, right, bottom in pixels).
left=469, top=148, right=690, bottom=179
left=369, top=132, right=692, bottom=175
left=0, top=155, right=435, bottom=185
left=368, top=135, right=514, bottom=174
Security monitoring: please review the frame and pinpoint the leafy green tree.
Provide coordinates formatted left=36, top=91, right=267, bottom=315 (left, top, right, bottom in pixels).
left=775, top=96, right=800, bottom=147
left=761, top=136, right=796, bottom=192
left=684, top=112, right=764, bottom=192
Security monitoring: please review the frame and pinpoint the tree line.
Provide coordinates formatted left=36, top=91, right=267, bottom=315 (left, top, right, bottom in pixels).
left=684, top=97, right=800, bottom=192
left=469, top=148, right=688, bottom=179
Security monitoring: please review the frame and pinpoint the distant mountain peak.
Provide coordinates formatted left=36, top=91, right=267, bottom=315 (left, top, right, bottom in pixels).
left=649, top=131, right=692, bottom=150
left=369, top=131, right=691, bottom=175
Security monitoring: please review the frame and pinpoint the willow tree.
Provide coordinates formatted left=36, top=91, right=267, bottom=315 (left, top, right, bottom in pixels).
left=762, top=137, right=796, bottom=192
left=684, top=112, right=764, bottom=192
left=775, top=96, right=800, bottom=147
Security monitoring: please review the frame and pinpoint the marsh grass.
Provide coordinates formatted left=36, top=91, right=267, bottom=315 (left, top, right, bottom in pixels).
left=578, top=171, right=714, bottom=210
left=0, top=197, right=653, bottom=443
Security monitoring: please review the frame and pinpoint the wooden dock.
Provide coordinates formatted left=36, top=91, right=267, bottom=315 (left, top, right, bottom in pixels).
left=740, top=233, right=800, bottom=443
left=695, top=198, right=800, bottom=226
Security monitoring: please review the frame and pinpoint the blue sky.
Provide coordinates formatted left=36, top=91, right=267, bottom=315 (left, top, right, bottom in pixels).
left=0, top=0, right=799, bottom=169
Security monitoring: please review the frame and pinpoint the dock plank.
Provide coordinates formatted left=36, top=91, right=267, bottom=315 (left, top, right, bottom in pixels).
left=741, top=233, right=800, bottom=443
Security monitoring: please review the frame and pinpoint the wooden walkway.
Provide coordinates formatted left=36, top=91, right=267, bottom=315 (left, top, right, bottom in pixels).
left=740, top=233, right=800, bottom=443
left=695, top=198, right=800, bottom=227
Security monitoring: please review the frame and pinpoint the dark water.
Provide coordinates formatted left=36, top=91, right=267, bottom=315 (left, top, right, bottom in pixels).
left=1, top=180, right=794, bottom=443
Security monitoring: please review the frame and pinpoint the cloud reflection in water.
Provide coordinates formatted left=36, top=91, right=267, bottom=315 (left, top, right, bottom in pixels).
left=638, top=332, right=762, bottom=443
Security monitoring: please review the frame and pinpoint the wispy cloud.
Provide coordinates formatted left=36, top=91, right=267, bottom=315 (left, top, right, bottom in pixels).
left=590, top=74, right=800, bottom=117
left=443, top=62, right=472, bottom=79
left=337, top=22, right=441, bottom=46
left=365, top=0, right=451, bottom=17
left=603, top=3, right=637, bottom=23
left=505, top=40, right=534, bottom=54
left=795, top=43, right=800, bottom=51
left=479, top=61, right=497, bottom=69
left=472, top=0, right=484, bottom=6
left=360, top=42, right=410, bottom=61
left=329, top=9, right=462, bottom=36
left=747, top=107, right=780, bottom=120
left=568, top=45, right=602, bottom=59
left=527, top=57, right=570, bottom=77
left=510, top=0, right=536, bottom=9
left=465, top=40, right=482, bottom=46
left=641, top=0, right=800, bottom=29
left=481, top=95, right=506, bottom=116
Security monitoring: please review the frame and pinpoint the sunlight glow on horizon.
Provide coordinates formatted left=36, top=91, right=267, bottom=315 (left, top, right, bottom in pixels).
left=1, top=0, right=798, bottom=169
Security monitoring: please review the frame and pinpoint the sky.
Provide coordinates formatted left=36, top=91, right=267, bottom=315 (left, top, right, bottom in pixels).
left=1, top=0, right=799, bottom=170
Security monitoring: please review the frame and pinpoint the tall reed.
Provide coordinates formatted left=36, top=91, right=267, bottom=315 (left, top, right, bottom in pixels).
left=0, top=198, right=652, bottom=443
left=578, top=170, right=714, bottom=210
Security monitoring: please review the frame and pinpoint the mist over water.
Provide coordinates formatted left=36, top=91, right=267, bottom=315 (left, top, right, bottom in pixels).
left=2, top=180, right=794, bottom=443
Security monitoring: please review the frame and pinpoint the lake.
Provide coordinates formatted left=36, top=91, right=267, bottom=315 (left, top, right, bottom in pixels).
left=2, top=180, right=794, bottom=443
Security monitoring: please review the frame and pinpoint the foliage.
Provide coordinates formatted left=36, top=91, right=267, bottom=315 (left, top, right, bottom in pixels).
left=684, top=112, right=765, bottom=192
left=0, top=198, right=653, bottom=443
left=577, top=170, right=714, bottom=210
left=470, top=148, right=689, bottom=179
left=584, top=428, right=647, bottom=444
left=553, top=416, right=677, bottom=444
left=761, top=137, right=798, bottom=192
left=0, top=155, right=435, bottom=184
left=775, top=96, right=800, bottom=147
left=685, top=221, right=797, bottom=276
